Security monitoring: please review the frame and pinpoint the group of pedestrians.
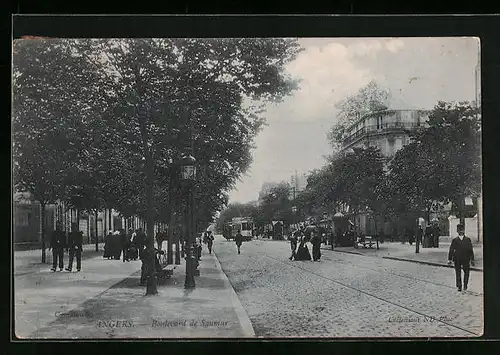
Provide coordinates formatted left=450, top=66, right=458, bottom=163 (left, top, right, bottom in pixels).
left=406, top=222, right=440, bottom=248
left=288, top=228, right=322, bottom=262
left=104, top=228, right=146, bottom=262
left=202, top=231, right=215, bottom=254
left=49, top=222, right=83, bottom=272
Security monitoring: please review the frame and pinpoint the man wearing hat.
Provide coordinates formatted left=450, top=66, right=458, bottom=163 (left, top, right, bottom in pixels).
left=448, top=223, right=475, bottom=292
left=66, top=223, right=83, bottom=272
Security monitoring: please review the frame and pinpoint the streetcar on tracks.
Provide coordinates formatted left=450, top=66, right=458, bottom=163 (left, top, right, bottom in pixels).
left=223, top=217, right=254, bottom=241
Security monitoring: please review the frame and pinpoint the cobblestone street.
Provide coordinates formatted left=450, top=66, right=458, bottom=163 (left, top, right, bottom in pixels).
left=214, top=237, right=483, bottom=338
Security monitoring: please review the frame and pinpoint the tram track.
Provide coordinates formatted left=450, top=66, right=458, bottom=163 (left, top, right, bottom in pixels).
left=251, top=240, right=482, bottom=296
left=319, top=251, right=483, bottom=297
left=257, top=251, right=481, bottom=337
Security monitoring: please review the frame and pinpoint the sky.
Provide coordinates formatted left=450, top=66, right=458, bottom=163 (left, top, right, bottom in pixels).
left=228, top=37, right=480, bottom=204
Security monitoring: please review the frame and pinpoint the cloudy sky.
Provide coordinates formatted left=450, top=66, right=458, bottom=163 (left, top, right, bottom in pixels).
left=228, top=37, right=480, bottom=204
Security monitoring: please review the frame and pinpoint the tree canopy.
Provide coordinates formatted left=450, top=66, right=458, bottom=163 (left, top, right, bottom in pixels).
left=13, top=38, right=303, bottom=283
left=328, top=80, right=391, bottom=149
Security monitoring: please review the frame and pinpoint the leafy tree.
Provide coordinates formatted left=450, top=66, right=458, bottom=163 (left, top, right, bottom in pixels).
left=78, top=38, right=301, bottom=294
left=387, top=101, right=481, bottom=225
left=13, top=38, right=302, bottom=289
left=12, top=38, right=103, bottom=262
left=328, top=81, right=391, bottom=149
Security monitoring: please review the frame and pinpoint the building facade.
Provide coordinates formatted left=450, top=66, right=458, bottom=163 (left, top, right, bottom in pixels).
left=341, top=109, right=430, bottom=161
left=290, top=171, right=308, bottom=199
left=340, top=109, right=431, bottom=237
left=13, top=191, right=130, bottom=248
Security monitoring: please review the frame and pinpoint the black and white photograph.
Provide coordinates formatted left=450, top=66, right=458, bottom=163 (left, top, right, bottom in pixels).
left=12, top=36, right=482, bottom=339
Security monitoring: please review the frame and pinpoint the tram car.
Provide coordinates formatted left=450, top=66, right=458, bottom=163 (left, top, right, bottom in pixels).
left=230, top=217, right=254, bottom=241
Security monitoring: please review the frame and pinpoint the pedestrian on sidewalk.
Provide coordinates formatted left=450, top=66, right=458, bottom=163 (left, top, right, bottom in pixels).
left=66, top=223, right=83, bottom=272
left=289, top=230, right=298, bottom=260
left=448, top=223, right=475, bottom=292
left=423, top=224, right=433, bottom=248
left=311, top=231, right=321, bottom=261
left=207, top=231, right=214, bottom=254
left=416, top=225, right=423, bottom=247
left=431, top=220, right=440, bottom=248
left=136, top=228, right=148, bottom=285
left=50, top=222, right=65, bottom=272
left=130, top=229, right=139, bottom=260
left=235, top=230, right=243, bottom=254
left=104, top=231, right=113, bottom=259
left=155, top=230, right=164, bottom=252
left=121, top=229, right=129, bottom=262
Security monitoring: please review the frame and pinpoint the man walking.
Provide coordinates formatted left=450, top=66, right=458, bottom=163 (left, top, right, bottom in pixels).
left=66, top=223, right=83, bottom=272
left=311, top=231, right=321, bottom=261
left=289, top=230, right=299, bottom=260
left=121, top=229, right=130, bottom=262
left=50, top=222, right=65, bottom=272
left=206, top=231, right=214, bottom=254
left=448, top=224, right=475, bottom=292
left=235, top=230, right=243, bottom=254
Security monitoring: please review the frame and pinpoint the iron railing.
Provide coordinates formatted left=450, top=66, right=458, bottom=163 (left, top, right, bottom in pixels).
left=342, top=122, right=420, bottom=146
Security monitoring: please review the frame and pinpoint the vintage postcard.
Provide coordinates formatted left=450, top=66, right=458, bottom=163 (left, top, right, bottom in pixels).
left=12, top=36, right=482, bottom=339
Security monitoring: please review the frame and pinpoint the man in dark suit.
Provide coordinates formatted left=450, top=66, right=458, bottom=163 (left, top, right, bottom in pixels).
left=289, top=230, right=299, bottom=260
left=50, top=222, right=65, bottom=272
left=448, top=223, right=475, bottom=291
left=66, top=223, right=83, bottom=272
left=235, top=230, right=243, bottom=254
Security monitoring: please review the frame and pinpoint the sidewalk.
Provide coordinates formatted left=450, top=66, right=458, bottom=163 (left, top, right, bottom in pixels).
left=14, top=243, right=106, bottom=276
left=321, top=241, right=483, bottom=271
left=19, top=243, right=255, bottom=339
left=15, top=252, right=141, bottom=338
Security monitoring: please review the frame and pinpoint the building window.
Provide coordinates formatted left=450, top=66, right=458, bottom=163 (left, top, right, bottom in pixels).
left=17, top=211, right=30, bottom=226
left=376, top=116, right=384, bottom=129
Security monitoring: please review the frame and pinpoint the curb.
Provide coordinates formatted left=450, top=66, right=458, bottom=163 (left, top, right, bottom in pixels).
left=382, top=256, right=483, bottom=272
left=321, top=247, right=363, bottom=256
left=322, top=247, right=483, bottom=272
left=211, top=251, right=256, bottom=337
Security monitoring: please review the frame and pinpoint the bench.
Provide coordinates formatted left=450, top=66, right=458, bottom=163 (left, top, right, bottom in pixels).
left=157, top=264, right=176, bottom=281
left=354, top=236, right=377, bottom=249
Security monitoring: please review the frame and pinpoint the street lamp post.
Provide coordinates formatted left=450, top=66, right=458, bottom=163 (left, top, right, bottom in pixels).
left=180, top=152, right=197, bottom=289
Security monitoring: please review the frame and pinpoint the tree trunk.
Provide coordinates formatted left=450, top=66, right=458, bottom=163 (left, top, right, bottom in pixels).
left=109, top=208, right=112, bottom=232
left=104, top=208, right=107, bottom=238
left=459, top=194, right=466, bottom=226
left=167, top=181, right=175, bottom=265
left=40, top=201, right=46, bottom=263
left=76, top=209, right=81, bottom=234
left=145, top=154, right=158, bottom=295
left=95, top=210, right=99, bottom=251
left=69, top=207, right=72, bottom=231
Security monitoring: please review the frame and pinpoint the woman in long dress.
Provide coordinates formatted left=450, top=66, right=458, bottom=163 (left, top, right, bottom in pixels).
left=295, top=236, right=312, bottom=261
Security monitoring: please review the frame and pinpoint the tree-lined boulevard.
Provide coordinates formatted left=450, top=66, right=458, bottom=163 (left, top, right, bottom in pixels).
left=13, top=37, right=482, bottom=339
left=13, top=38, right=302, bottom=294
left=218, top=83, right=481, bottom=244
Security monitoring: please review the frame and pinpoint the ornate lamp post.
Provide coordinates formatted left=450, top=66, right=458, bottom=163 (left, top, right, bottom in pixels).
left=180, top=152, right=197, bottom=289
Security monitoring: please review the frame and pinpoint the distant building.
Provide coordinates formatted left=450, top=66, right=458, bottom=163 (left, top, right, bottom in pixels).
left=13, top=191, right=126, bottom=248
left=13, top=192, right=55, bottom=245
left=339, top=109, right=432, bottom=236
left=290, top=171, right=308, bottom=199
left=340, top=109, right=431, bottom=162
